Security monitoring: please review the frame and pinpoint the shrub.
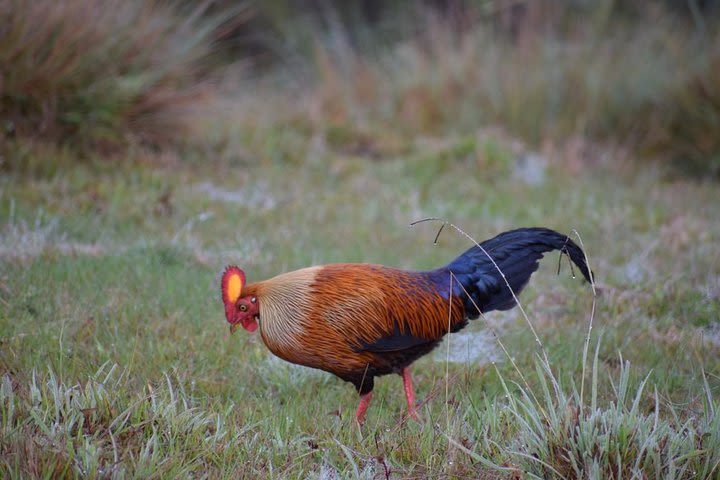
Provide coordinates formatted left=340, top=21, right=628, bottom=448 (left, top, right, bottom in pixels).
left=0, top=0, right=239, bottom=149
left=257, top=2, right=720, bottom=177
left=649, top=36, right=720, bottom=178
left=452, top=351, right=720, bottom=479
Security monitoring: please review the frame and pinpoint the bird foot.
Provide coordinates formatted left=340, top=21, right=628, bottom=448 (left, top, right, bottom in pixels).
left=405, top=408, right=422, bottom=423
left=355, top=392, right=373, bottom=425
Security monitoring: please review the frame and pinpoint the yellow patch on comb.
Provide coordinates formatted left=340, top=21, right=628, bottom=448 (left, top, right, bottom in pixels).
left=227, top=274, right=242, bottom=303
left=221, top=266, right=246, bottom=306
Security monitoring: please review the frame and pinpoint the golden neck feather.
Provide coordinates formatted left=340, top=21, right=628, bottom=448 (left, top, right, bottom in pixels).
left=251, top=267, right=321, bottom=352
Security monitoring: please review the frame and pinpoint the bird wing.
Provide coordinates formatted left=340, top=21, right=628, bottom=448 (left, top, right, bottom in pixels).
left=308, top=264, right=465, bottom=353
left=353, top=320, right=435, bottom=353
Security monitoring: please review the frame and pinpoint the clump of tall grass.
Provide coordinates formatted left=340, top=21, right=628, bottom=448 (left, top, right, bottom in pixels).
left=0, top=363, right=237, bottom=477
left=645, top=36, right=720, bottom=177
left=249, top=3, right=720, bottom=176
left=459, top=354, right=720, bottom=479
left=0, top=0, right=240, bottom=149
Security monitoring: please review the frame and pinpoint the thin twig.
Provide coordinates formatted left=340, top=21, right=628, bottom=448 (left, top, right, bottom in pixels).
left=445, top=269, right=453, bottom=430
left=556, top=236, right=577, bottom=279
left=412, top=217, right=549, bottom=407
left=411, top=217, right=550, bottom=365
left=571, top=228, right=597, bottom=408
left=434, top=222, right=446, bottom=245
left=451, top=273, right=542, bottom=409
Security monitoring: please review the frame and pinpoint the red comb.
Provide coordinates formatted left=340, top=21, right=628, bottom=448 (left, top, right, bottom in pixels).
left=221, top=266, right=246, bottom=307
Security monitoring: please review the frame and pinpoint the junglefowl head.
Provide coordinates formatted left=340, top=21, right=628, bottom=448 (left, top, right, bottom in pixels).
left=221, top=266, right=259, bottom=334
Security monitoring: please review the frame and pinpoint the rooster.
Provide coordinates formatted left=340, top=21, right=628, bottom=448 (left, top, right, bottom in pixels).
left=221, top=227, right=592, bottom=423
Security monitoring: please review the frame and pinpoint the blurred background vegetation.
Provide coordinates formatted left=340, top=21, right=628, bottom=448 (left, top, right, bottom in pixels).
left=2, top=0, right=719, bottom=177
left=3, top=2, right=720, bottom=477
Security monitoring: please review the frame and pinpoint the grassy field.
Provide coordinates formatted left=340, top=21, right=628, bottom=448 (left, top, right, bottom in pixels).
left=2, top=1, right=720, bottom=478
left=1, top=142, right=719, bottom=477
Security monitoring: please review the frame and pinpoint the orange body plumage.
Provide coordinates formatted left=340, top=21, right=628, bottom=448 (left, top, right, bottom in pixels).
left=222, top=227, right=593, bottom=422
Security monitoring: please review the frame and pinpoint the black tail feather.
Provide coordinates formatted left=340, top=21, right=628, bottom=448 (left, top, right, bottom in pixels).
left=445, top=227, right=593, bottom=318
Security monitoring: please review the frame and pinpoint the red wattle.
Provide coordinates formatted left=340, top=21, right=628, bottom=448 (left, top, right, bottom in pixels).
left=242, top=317, right=258, bottom=332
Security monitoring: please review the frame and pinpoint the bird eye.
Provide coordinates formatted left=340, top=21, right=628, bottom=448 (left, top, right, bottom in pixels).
left=239, top=304, right=247, bottom=312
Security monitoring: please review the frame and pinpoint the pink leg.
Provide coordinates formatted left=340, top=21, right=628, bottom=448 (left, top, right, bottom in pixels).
left=355, top=391, right=373, bottom=424
left=401, top=368, right=419, bottom=420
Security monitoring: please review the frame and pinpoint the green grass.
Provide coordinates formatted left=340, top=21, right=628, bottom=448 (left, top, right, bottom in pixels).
left=1, top=147, right=719, bottom=477
left=2, top=2, right=720, bottom=477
